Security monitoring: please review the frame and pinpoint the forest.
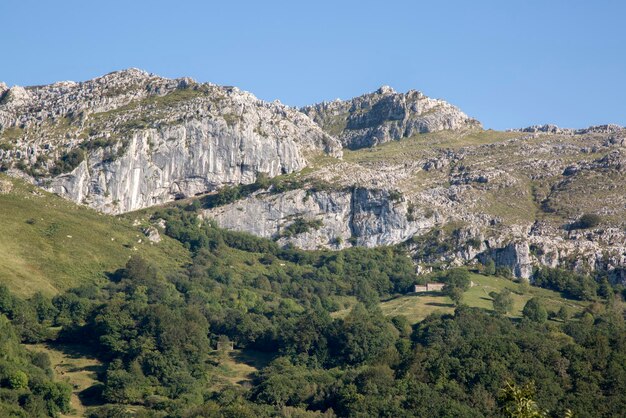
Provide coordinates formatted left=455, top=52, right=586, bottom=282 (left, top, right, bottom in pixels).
left=0, top=203, right=625, bottom=417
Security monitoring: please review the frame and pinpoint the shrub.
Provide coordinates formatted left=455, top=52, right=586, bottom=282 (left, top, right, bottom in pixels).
left=388, top=190, right=403, bottom=202
left=490, top=289, right=513, bottom=314
left=50, top=149, right=84, bottom=175
left=8, top=370, right=28, bottom=389
left=280, top=218, right=323, bottom=238
left=522, top=298, right=547, bottom=323
left=574, top=213, right=601, bottom=229
left=483, top=259, right=496, bottom=276
left=496, top=266, right=513, bottom=279
left=441, top=269, right=471, bottom=305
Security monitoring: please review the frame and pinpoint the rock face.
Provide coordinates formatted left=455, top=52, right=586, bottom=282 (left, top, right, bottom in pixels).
left=478, top=242, right=533, bottom=279
left=0, top=69, right=342, bottom=213
left=301, top=86, right=481, bottom=149
left=205, top=187, right=435, bottom=250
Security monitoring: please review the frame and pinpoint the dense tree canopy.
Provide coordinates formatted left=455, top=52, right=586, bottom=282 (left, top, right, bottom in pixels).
left=1, top=205, right=625, bottom=417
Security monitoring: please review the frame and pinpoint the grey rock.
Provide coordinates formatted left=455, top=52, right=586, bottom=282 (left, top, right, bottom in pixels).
left=512, top=123, right=625, bottom=136
left=301, top=86, right=481, bottom=149
left=478, top=242, right=533, bottom=279
left=1, top=69, right=342, bottom=213
left=205, top=187, right=435, bottom=250
left=142, top=226, right=161, bottom=243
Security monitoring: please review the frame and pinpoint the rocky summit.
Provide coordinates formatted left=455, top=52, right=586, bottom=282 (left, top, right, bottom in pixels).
left=301, top=85, right=481, bottom=149
left=1, top=69, right=625, bottom=283
left=0, top=69, right=341, bottom=213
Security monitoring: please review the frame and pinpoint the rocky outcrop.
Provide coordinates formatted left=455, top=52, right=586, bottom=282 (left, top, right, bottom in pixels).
left=512, top=123, right=624, bottom=136
left=0, top=69, right=342, bottom=213
left=205, top=187, right=436, bottom=250
left=47, top=116, right=337, bottom=213
left=301, top=86, right=481, bottom=149
left=478, top=242, right=533, bottom=279
left=142, top=226, right=161, bottom=243
left=0, top=178, right=12, bottom=194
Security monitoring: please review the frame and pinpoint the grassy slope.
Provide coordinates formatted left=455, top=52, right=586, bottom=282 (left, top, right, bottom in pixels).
left=0, top=174, right=190, bottom=297
left=341, top=130, right=520, bottom=164
left=380, top=273, right=588, bottom=324
left=25, top=343, right=104, bottom=418
left=208, top=349, right=274, bottom=388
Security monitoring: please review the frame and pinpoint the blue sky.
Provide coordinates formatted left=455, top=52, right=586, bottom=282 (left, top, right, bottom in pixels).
left=1, top=0, right=624, bottom=130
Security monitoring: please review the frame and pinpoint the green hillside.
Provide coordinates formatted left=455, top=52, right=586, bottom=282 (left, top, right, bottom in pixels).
left=381, top=273, right=588, bottom=324
left=0, top=175, right=189, bottom=296
left=0, top=175, right=623, bottom=417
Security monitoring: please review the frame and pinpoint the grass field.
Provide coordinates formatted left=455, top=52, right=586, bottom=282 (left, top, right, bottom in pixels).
left=380, top=273, right=588, bottom=324
left=0, top=175, right=190, bottom=296
left=25, top=343, right=104, bottom=418
left=208, top=349, right=274, bottom=388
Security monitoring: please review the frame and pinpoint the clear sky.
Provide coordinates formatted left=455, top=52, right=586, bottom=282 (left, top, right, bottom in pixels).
left=1, top=0, right=624, bottom=130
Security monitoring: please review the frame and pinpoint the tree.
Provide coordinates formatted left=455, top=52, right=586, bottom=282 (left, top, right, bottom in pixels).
left=331, top=304, right=398, bottom=365
left=556, top=305, right=571, bottom=321
left=522, top=298, right=547, bottom=323
left=443, top=268, right=471, bottom=291
left=8, top=370, right=29, bottom=389
left=445, top=286, right=465, bottom=305
left=30, top=292, right=58, bottom=323
left=491, top=289, right=514, bottom=315
left=498, top=381, right=546, bottom=418
left=442, top=268, right=471, bottom=305
left=483, top=258, right=496, bottom=276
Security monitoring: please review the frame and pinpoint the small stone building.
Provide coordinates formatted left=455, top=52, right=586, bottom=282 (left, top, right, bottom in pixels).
left=413, top=283, right=445, bottom=293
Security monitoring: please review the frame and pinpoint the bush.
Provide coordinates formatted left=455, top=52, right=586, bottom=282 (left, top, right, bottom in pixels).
left=490, top=289, right=514, bottom=315
left=388, top=190, right=403, bottom=202
left=7, top=370, right=28, bottom=389
left=533, top=267, right=597, bottom=301
left=574, top=213, right=601, bottom=229
left=441, top=269, right=471, bottom=305
left=483, top=259, right=496, bottom=276
left=496, top=266, right=513, bottom=279
left=280, top=218, right=323, bottom=238
left=522, top=298, right=547, bottom=323
left=52, top=149, right=85, bottom=175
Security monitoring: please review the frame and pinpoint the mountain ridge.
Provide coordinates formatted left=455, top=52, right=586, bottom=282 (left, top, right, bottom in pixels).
left=2, top=69, right=626, bottom=283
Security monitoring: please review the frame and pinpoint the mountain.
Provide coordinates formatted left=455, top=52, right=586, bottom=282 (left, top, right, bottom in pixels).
left=0, top=69, right=341, bottom=213
left=0, top=171, right=609, bottom=418
left=206, top=127, right=626, bottom=281
left=2, top=70, right=625, bottom=283
left=1, top=70, right=626, bottom=417
left=301, top=85, right=481, bottom=149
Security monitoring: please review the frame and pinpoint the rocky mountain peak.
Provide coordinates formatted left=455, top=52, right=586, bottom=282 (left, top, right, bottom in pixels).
left=0, top=69, right=342, bottom=213
left=301, top=86, right=481, bottom=149
left=0, top=82, right=9, bottom=97
left=375, top=85, right=396, bottom=95
left=100, top=67, right=152, bottom=81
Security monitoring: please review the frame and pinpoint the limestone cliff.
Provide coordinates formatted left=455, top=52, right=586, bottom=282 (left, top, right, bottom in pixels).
left=0, top=69, right=342, bottom=213
left=206, top=187, right=436, bottom=250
